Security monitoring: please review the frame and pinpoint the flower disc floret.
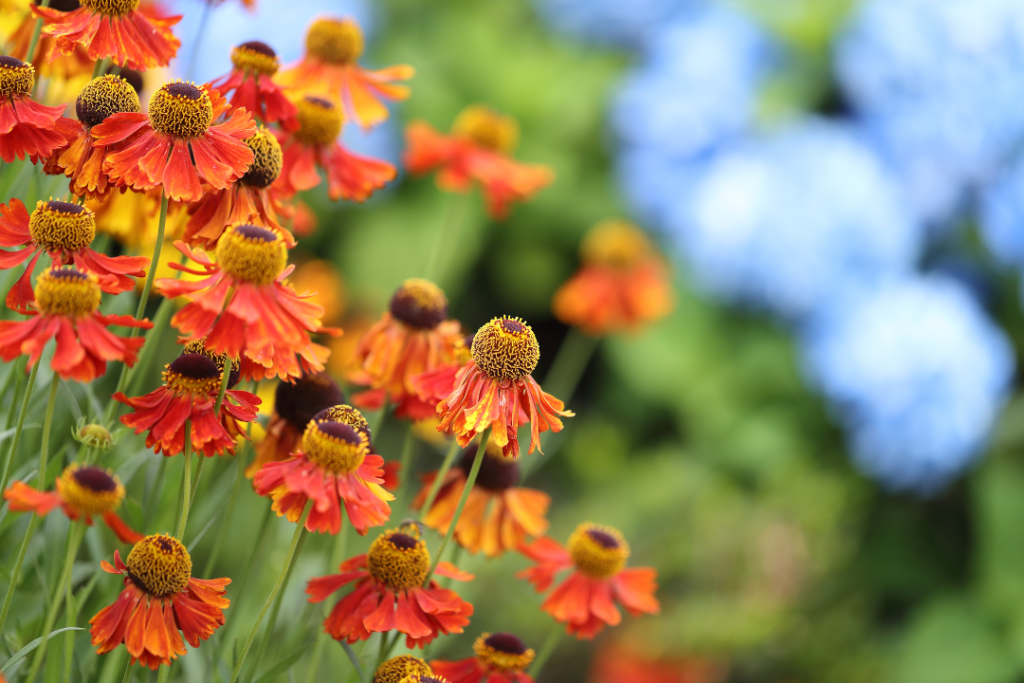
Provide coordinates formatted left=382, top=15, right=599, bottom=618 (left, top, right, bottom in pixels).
left=35, top=267, right=101, bottom=317
left=59, top=464, right=124, bottom=516
left=460, top=440, right=521, bottom=492
left=402, top=676, right=450, bottom=683
left=452, top=105, right=519, bottom=153
left=163, top=353, right=222, bottom=394
left=474, top=632, right=535, bottom=672
left=306, top=17, right=364, bottom=64
left=367, top=529, right=431, bottom=589
left=374, top=656, right=432, bottom=683
left=312, top=405, right=370, bottom=436
left=148, top=82, right=213, bottom=139
left=80, top=0, right=140, bottom=17
left=389, top=279, right=449, bottom=329
left=241, top=127, right=283, bottom=188
left=182, top=337, right=240, bottom=386
left=29, top=200, right=96, bottom=252
left=215, top=223, right=287, bottom=285
left=275, top=375, right=346, bottom=430
left=125, top=534, right=192, bottom=597
left=231, top=40, right=279, bottom=76
left=471, top=317, right=539, bottom=381
left=567, top=523, right=630, bottom=580
left=294, top=96, right=342, bottom=146
left=302, top=420, right=370, bottom=474
left=76, top=74, right=140, bottom=128
left=0, top=56, right=35, bottom=97
left=581, top=219, right=651, bottom=269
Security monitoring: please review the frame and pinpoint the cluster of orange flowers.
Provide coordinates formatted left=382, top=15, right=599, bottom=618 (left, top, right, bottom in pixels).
left=0, top=2, right=678, bottom=681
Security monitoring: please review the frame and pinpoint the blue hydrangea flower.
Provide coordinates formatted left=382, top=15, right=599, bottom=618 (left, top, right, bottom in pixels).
left=534, top=0, right=693, bottom=48
left=980, top=152, right=1024, bottom=269
left=666, top=120, right=922, bottom=320
left=802, top=276, right=1014, bottom=494
left=836, top=0, right=1024, bottom=223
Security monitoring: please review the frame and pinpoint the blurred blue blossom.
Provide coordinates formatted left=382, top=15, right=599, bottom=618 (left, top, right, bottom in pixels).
left=803, top=276, right=1015, bottom=494
left=836, top=0, right=1024, bottom=224
left=667, top=120, right=922, bottom=319
left=981, top=153, right=1024, bottom=270
left=534, top=0, right=693, bottom=48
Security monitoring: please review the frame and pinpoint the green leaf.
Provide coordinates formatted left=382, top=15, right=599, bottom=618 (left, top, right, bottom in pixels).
left=0, top=627, right=86, bottom=675
left=251, top=641, right=313, bottom=683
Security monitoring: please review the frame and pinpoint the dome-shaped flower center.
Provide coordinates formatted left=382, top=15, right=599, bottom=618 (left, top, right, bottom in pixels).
left=0, top=56, right=35, bottom=97
left=367, top=529, right=430, bottom=590
left=452, top=105, right=519, bottom=154
left=40, top=0, right=82, bottom=12
left=149, top=82, right=213, bottom=139
left=405, top=676, right=450, bottom=683
left=471, top=317, right=539, bottom=381
left=275, top=374, right=346, bottom=431
left=306, top=17, right=364, bottom=64
left=303, top=420, right=369, bottom=474
left=294, top=96, right=342, bottom=147
left=241, top=127, right=283, bottom=188
left=312, top=404, right=371, bottom=441
left=182, top=337, right=240, bottom=387
left=567, top=523, right=630, bottom=580
left=581, top=219, right=652, bottom=269
left=459, top=440, right=520, bottom=491
left=163, top=353, right=222, bottom=395
left=473, top=632, right=534, bottom=673
left=76, top=74, right=140, bottom=128
left=58, top=464, right=123, bottom=516
left=29, top=200, right=96, bottom=252
left=80, top=0, right=140, bottom=17
left=34, top=267, right=101, bottom=317
left=389, top=278, right=449, bottom=329
left=215, top=224, right=287, bottom=286
left=231, top=40, right=279, bottom=76
left=373, top=655, right=433, bottom=683
left=110, top=66, right=143, bottom=93
left=125, top=534, right=192, bottom=597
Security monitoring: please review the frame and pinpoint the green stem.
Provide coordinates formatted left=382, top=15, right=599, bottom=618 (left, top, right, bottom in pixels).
left=0, top=359, right=39, bottom=496
left=125, top=296, right=175, bottom=398
left=25, top=521, right=86, bottom=683
left=214, top=353, right=232, bottom=416
left=202, top=448, right=247, bottom=576
left=424, top=193, right=468, bottom=283
left=394, top=425, right=416, bottom=510
left=227, top=506, right=309, bottom=683
left=247, top=531, right=306, bottom=682
left=188, top=453, right=205, bottom=507
left=371, top=401, right=390, bottom=437
left=419, top=439, right=459, bottom=522
left=232, top=503, right=273, bottom=599
left=528, top=621, right=563, bottom=678
left=303, top=519, right=350, bottom=683
left=424, top=429, right=487, bottom=584
left=119, top=660, right=134, bottom=683
left=0, top=514, right=37, bottom=640
left=175, top=422, right=192, bottom=540
left=25, top=0, right=51, bottom=94
left=89, top=57, right=110, bottom=80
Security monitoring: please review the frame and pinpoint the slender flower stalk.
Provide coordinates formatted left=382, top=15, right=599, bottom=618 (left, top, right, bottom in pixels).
left=303, top=517, right=350, bottom=683
left=424, top=193, right=469, bottom=283
left=25, top=0, right=51, bottom=94
left=248, top=532, right=308, bottom=680
left=394, top=425, right=416, bottom=508
left=203, top=442, right=250, bottom=576
left=0, top=359, right=39, bottom=496
left=175, top=423, right=193, bottom=539
left=419, top=439, right=460, bottom=522
left=527, top=623, right=562, bottom=678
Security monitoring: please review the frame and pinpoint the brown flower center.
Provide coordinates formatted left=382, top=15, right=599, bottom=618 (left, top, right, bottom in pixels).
left=372, top=656, right=433, bottom=683
left=76, top=74, right=140, bottom=128
left=125, top=534, right=192, bottom=597
left=149, top=82, right=213, bottom=139
left=241, top=126, right=283, bottom=188
left=367, top=529, right=430, bottom=590
left=567, top=523, right=630, bottom=579
left=29, top=200, right=96, bottom=252
left=34, top=267, right=101, bottom=317
left=294, top=96, right=342, bottom=147
left=471, top=317, right=540, bottom=381
left=389, top=279, right=448, bottom=329
left=230, top=40, right=280, bottom=76
left=306, top=17, right=364, bottom=64
left=0, top=56, right=33, bottom=98
left=80, top=0, right=140, bottom=17
left=452, top=105, right=519, bottom=153
left=275, top=374, right=346, bottom=431
left=580, top=219, right=653, bottom=269
left=303, top=419, right=369, bottom=474
left=163, top=353, right=222, bottom=395
left=59, top=464, right=124, bottom=516
left=473, top=632, right=535, bottom=673
left=215, top=224, right=287, bottom=286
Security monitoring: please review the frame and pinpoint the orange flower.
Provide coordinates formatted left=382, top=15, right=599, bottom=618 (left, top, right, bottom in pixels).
left=276, top=95, right=395, bottom=202
left=4, top=463, right=142, bottom=543
left=254, top=405, right=392, bottom=534
left=115, top=342, right=260, bottom=457
left=32, top=0, right=180, bottom=71
left=0, top=198, right=148, bottom=312
left=590, top=643, right=728, bottom=683
left=414, top=438, right=549, bottom=557
left=7, top=1, right=93, bottom=83
left=247, top=371, right=345, bottom=477
left=43, top=74, right=145, bottom=200
left=183, top=126, right=293, bottom=248
left=155, top=224, right=336, bottom=382
left=411, top=333, right=472, bottom=417
left=404, top=106, right=553, bottom=220
left=517, top=523, right=659, bottom=640
left=436, top=317, right=573, bottom=457
left=306, top=524, right=474, bottom=648
left=553, top=220, right=673, bottom=335
left=0, top=266, right=150, bottom=382
left=275, top=16, right=413, bottom=130
left=90, top=535, right=230, bottom=670
left=0, top=57, right=68, bottom=163
left=211, top=41, right=297, bottom=129
left=431, top=632, right=536, bottom=683
left=350, top=279, right=462, bottom=419
left=94, top=82, right=255, bottom=203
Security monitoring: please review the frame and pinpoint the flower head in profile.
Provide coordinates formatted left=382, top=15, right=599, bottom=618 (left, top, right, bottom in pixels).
left=276, top=16, right=413, bottom=130
left=436, top=317, right=573, bottom=457
left=351, top=279, right=463, bottom=419
left=415, top=438, right=549, bottom=557
left=211, top=40, right=297, bottom=128
left=404, top=105, right=553, bottom=219
left=373, top=655, right=433, bottom=683
left=90, top=534, right=230, bottom=669
left=115, top=341, right=259, bottom=457
left=0, top=266, right=151, bottom=382
left=4, top=463, right=142, bottom=543
left=431, top=632, right=536, bottom=683
left=306, top=523, right=474, bottom=648
left=44, top=74, right=144, bottom=201
left=0, top=198, right=148, bottom=312
left=0, top=56, right=69, bottom=163
left=277, top=95, right=396, bottom=202
left=518, top=523, right=659, bottom=639
left=32, top=0, right=180, bottom=71
left=248, top=371, right=345, bottom=477
left=553, top=220, right=673, bottom=335
left=155, top=224, right=336, bottom=382
left=254, top=404, right=392, bottom=535
left=94, top=82, right=255, bottom=203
